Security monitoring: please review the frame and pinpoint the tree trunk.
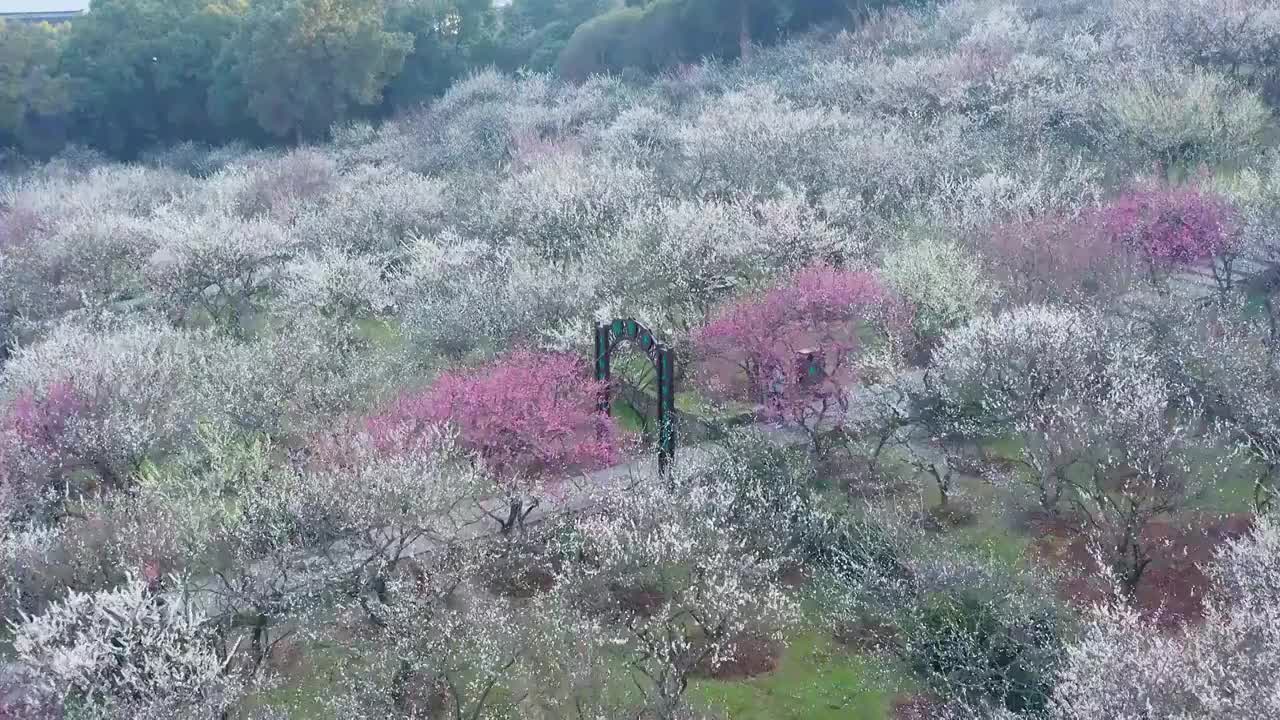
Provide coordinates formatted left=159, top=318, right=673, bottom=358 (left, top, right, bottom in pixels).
left=500, top=499, right=522, bottom=535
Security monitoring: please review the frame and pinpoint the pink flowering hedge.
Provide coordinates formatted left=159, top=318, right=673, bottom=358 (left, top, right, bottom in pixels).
left=985, top=212, right=1129, bottom=306
left=6, top=379, right=85, bottom=457
left=363, top=350, right=623, bottom=489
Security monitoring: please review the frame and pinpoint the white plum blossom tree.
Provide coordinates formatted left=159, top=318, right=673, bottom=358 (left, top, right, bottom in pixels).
left=555, top=460, right=800, bottom=720
left=12, top=574, right=239, bottom=717
left=1049, top=513, right=1280, bottom=719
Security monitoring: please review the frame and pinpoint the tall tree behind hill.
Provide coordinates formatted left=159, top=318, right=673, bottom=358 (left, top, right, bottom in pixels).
left=0, top=19, right=73, bottom=156
left=498, top=0, right=618, bottom=71
left=557, top=0, right=856, bottom=80
left=385, top=0, right=499, bottom=109
left=212, top=0, right=412, bottom=143
left=58, top=0, right=249, bottom=158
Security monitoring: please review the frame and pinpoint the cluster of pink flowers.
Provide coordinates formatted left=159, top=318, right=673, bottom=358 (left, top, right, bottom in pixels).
left=696, top=265, right=906, bottom=425
left=985, top=212, right=1125, bottom=304
left=363, top=350, right=622, bottom=487
left=4, top=379, right=85, bottom=457
left=1099, top=185, right=1239, bottom=266
left=0, top=379, right=88, bottom=516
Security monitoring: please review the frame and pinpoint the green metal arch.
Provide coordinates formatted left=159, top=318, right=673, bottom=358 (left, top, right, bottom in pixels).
left=594, top=319, right=677, bottom=474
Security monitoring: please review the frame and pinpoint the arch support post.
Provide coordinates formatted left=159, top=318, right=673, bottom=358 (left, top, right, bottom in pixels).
left=656, top=345, right=677, bottom=476
left=594, top=322, right=612, bottom=414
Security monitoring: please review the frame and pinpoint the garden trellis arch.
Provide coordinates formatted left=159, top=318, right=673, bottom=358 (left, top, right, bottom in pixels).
left=593, top=318, right=677, bottom=474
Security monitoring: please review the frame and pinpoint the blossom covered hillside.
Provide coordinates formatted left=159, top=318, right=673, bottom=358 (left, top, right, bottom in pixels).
left=4, top=0, right=1280, bottom=718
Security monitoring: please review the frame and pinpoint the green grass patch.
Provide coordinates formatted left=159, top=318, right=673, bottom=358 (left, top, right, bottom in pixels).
left=239, top=637, right=367, bottom=719
left=613, top=401, right=650, bottom=435
left=950, top=523, right=1031, bottom=570
left=979, top=435, right=1026, bottom=464
left=691, top=633, right=908, bottom=720
left=1189, top=452, right=1260, bottom=514
left=355, top=316, right=402, bottom=350
left=612, top=351, right=754, bottom=424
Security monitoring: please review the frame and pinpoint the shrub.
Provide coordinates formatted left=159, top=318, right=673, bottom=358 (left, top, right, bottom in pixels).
left=1097, top=65, right=1270, bottom=169
left=907, top=592, right=1064, bottom=714
left=983, top=211, right=1132, bottom=307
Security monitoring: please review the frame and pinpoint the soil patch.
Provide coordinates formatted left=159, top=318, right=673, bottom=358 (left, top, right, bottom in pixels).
left=892, top=693, right=944, bottom=719
left=609, top=583, right=666, bottom=617
left=480, top=539, right=563, bottom=599
left=1027, top=512, right=1253, bottom=626
left=692, top=633, right=783, bottom=680
left=927, top=503, right=978, bottom=529
left=483, top=564, right=557, bottom=599
left=778, top=563, right=811, bottom=589
left=833, top=618, right=900, bottom=654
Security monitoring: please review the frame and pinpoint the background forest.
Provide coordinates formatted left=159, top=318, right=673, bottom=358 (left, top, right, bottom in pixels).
left=0, top=0, right=895, bottom=157
left=5, top=0, right=1280, bottom=719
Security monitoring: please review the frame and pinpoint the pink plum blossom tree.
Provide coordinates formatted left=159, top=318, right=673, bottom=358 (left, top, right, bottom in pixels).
left=1099, top=184, right=1241, bottom=294
left=0, top=379, right=92, bottom=520
left=984, top=212, right=1135, bottom=307
left=694, top=264, right=907, bottom=458
left=363, top=350, right=623, bottom=534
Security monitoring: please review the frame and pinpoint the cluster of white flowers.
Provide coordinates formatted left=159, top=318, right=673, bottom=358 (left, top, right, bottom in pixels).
left=560, top=457, right=800, bottom=716
left=145, top=211, right=297, bottom=333
left=12, top=574, right=236, bottom=715
left=291, top=164, right=447, bottom=257
left=930, top=305, right=1100, bottom=423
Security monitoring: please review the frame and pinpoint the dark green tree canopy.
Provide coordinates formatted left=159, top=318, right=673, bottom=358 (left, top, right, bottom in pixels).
left=59, top=0, right=249, bottom=156
left=0, top=19, right=73, bottom=155
left=213, top=0, right=413, bottom=141
left=385, top=0, right=499, bottom=108
left=0, top=0, right=918, bottom=157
